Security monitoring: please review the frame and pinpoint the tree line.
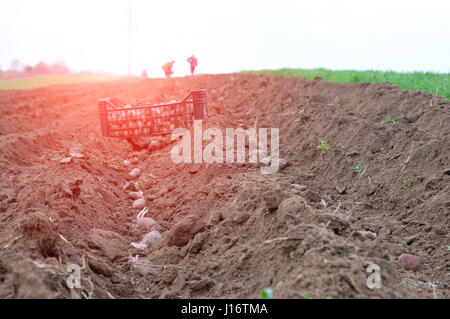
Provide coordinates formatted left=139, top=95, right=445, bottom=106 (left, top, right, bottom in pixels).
left=2, top=59, right=70, bottom=75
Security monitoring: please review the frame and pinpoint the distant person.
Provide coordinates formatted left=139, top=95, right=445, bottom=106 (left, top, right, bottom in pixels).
left=187, top=55, right=198, bottom=76
left=162, top=61, right=175, bottom=79
left=141, top=69, right=148, bottom=78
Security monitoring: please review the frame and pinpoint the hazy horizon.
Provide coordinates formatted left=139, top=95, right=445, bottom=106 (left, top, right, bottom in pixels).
left=1, top=0, right=449, bottom=77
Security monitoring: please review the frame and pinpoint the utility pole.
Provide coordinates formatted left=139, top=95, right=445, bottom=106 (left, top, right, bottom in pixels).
left=128, top=1, right=132, bottom=76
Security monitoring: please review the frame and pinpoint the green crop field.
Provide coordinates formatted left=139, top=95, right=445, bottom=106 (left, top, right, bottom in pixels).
left=244, top=68, right=450, bottom=100
left=0, top=74, right=121, bottom=90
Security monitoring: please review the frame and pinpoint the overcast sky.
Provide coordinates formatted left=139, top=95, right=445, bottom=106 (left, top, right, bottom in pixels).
left=1, top=0, right=449, bottom=77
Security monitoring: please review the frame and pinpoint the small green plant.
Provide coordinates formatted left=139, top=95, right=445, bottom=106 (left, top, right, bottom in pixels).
left=135, top=176, right=150, bottom=190
left=289, top=251, right=295, bottom=259
left=211, top=226, right=219, bottom=233
left=350, top=163, right=362, bottom=173
left=305, top=292, right=312, bottom=299
left=108, top=159, right=123, bottom=171
left=316, top=138, right=330, bottom=156
left=382, top=115, right=396, bottom=124
left=403, top=179, right=412, bottom=190
left=220, top=83, right=233, bottom=95
left=261, top=288, right=273, bottom=299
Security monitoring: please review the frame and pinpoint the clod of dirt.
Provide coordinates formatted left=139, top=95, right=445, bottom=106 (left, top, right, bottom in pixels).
left=263, top=187, right=285, bottom=211
left=261, top=157, right=289, bottom=170
left=187, top=232, right=208, bottom=254
left=167, top=215, right=206, bottom=247
left=58, top=179, right=82, bottom=198
left=405, top=234, right=420, bottom=245
left=161, top=274, right=185, bottom=298
left=172, top=274, right=186, bottom=292
left=126, top=137, right=148, bottom=151
left=148, top=140, right=161, bottom=151
left=424, top=175, right=441, bottom=190
left=277, top=197, right=308, bottom=224
left=157, top=186, right=169, bottom=197
left=315, top=213, right=350, bottom=235
left=303, top=189, right=321, bottom=202
left=278, top=158, right=289, bottom=170
left=149, top=246, right=182, bottom=265
left=365, top=183, right=380, bottom=196
left=369, top=139, right=384, bottom=154
left=10, top=260, right=56, bottom=298
left=188, top=165, right=200, bottom=174
left=129, top=168, right=141, bottom=179
left=88, top=229, right=127, bottom=262
left=206, top=209, right=222, bottom=226
left=129, top=157, right=139, bottom=164
left=146, top=194, right=158, bottom=202
left=88, top=258, right=113, bottom=277
left=18, top=212, right=59, bottom=258
left=132, top=198, right=146, bottom=209
left=189, top=277, right=216, bottom=292
left=134, top=258, right=157, bottom=276
left=335, top=185, right=346, bottom=194
left=111, top=274, right=121, bottom=284
left=398, top=254, right=422, bottom=271
left=160, top=267, right=178, bottom=285
left=232, top=212, right=250, bottom=225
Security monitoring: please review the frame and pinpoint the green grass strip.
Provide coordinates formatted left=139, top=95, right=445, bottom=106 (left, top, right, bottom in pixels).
left=243, top=68, right=449, bottom=100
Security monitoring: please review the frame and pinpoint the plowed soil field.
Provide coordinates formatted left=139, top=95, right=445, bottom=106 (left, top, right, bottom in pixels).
left=0, top=74, right=448, bottom=298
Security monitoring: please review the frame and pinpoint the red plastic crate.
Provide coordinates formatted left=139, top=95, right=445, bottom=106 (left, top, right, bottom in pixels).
left=98, top=90, right=207, bottom=138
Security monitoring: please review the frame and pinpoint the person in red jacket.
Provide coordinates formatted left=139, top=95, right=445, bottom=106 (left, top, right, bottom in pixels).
left=162, top=61, right=175, bottom=78
left=187, top=55, right=198, bottom=76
